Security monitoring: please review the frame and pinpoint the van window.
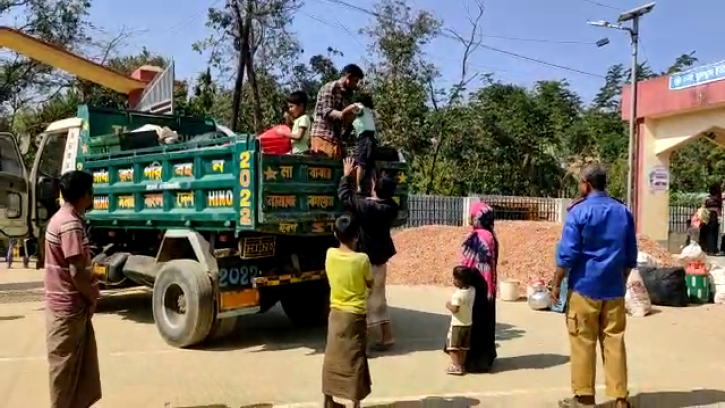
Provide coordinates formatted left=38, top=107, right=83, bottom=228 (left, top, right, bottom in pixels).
left=0, top=135, right=23, bottom=177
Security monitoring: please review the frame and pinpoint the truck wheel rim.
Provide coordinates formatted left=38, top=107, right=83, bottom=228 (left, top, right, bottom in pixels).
left=162, top=283, right=186, bottom=328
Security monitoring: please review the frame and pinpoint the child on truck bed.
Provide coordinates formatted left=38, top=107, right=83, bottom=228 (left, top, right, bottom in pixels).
left=342, top=93, right=377, bottom=195
left=277, top=91, right=311, bottom=154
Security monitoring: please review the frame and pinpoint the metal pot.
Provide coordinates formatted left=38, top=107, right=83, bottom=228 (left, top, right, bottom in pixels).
left=528, top=288, right=551, bottom=311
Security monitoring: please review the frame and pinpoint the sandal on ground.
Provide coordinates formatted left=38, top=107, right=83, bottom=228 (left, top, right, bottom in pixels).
left=445, top=364, right=464, bottom=376
left=558, top=397, right=595, bottom=408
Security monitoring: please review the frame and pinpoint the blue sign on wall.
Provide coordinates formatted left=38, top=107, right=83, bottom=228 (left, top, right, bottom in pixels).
left=669, top=60, right=725, bottom=90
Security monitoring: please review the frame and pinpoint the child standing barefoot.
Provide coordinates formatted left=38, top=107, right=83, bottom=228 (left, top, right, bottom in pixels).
left=445, top=266, right=476, bottom=375
left=342, top=93, right=378, bottom=196
left=322, top=215, right=374, bottom=408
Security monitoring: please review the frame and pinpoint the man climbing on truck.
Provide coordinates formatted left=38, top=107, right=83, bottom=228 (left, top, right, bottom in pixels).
left=338, top=157, right=399, bottom=351
left=310, top=64, right=364, bottom=159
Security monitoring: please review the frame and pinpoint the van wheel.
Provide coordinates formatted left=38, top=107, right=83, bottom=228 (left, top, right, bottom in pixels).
left=152, top=260, right=214, bottom=348
left=280, top=281, right=330, bottom=326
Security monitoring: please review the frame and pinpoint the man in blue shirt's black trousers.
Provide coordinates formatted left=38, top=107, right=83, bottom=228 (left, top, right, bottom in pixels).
left=553, top=164, right=637, bottom=408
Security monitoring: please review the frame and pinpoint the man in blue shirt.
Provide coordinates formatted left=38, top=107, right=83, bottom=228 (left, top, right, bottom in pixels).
left=553, top=164, right=637, bottom=408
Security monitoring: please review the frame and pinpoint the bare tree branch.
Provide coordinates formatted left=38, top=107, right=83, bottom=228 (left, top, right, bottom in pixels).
left=443, top=0, right=484, bottom=104
left=425, top=0, right=485, bottom=194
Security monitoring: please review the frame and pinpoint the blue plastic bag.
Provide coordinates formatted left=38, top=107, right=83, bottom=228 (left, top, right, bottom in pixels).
left=551, top=240, right=568, bottom=313
left=550, top=276, right=568, bottom=313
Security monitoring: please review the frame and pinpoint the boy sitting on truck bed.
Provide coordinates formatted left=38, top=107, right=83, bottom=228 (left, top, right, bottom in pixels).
left=277, top=91, right=311, bottom=154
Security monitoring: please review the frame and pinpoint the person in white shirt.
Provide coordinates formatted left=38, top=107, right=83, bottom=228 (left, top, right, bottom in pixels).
left=342, top=93, right=378, bottom=196
left=444, top=266, right=476, bottom=375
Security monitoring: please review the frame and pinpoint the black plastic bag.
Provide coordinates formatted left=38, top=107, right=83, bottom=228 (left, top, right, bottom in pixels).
left=638, top=267, right=689, bottom=307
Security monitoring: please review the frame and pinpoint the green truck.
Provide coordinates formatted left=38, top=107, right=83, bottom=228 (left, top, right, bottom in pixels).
left=0, top=105, right=409, bottom=348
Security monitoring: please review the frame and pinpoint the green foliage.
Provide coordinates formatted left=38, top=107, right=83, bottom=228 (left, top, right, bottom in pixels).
left=0, top=0, right=91, bottom=110
left=362, top=0, right=440, bottom=158
left=1, top=0, right=721, bottom=201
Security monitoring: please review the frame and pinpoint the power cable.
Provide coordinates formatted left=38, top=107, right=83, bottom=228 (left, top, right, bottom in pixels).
left=476, top=34, right=596, bottom=45
left=298, top=11, right=538, bottom=81
left=577, top=0, right=656, bottom=72
left=160, top=0, right=224, bottom=43
left=315, top=0, right=605, bottom=78
left=318, top=0, right=598, bottom=45
left=579, top=0, right=622, bottom=10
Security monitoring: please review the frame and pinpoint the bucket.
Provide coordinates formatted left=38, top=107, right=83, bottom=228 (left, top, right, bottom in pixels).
left=686, top=274, right=710, bottom=304
left=500, top=280, right=520, bottom=301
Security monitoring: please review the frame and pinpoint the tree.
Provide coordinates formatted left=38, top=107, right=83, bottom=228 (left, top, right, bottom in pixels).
left=195, top=0, right=302, bottom=132
left=424, top=0, right=484, bottom=193
left=177, top=68, right=219, bottom=117
left=362, top=0, right=440, bottom=167
left=2, top=0, right=713, bottom=201
left=0, top=0, right=92, bottom=123
left=664, top=52, right=698, bottom=75
left=289, top=51, right=341, bottom=105
left=10, top=46, right=170, bottom=164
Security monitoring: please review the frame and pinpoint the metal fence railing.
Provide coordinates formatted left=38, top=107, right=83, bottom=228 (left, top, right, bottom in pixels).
left=476, top=195, right=558, bottom=222
left=669, top=204, right=725, bottom=234
left=403, top=194, right=698, bottom=231
left=669, top=205, right=697, bottom=233
left=405, top=195, right=465, bottom=227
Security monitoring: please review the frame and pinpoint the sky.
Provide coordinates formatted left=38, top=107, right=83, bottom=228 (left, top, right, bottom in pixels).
left=81, top=0, right=725, bottom=102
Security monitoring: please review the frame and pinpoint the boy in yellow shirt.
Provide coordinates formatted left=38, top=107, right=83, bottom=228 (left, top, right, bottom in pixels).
left=322, top=215, right=373, bottom=408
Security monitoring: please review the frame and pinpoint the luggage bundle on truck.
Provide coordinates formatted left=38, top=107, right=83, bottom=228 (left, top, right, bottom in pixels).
left=1, top=105, right=409, bottom=348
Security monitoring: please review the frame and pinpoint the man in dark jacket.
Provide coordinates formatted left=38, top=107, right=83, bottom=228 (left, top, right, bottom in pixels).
left=338, top=157, right=398, bottom=350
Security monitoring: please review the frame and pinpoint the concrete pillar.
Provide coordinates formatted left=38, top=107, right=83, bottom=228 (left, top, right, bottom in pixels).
left=556, top=198, right=572, bottom=223
left=463, top=196, right=480, bottom=226
left=636, top=119, right=671, bottom=247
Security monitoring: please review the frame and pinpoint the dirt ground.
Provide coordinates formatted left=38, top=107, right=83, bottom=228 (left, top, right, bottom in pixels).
left=1, top=266, right=724, bottom=407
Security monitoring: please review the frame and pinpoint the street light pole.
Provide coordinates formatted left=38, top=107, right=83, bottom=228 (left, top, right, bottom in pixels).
left=626, top=17, right=639, bottom=211
left=588, top=2, right=655, bottom=211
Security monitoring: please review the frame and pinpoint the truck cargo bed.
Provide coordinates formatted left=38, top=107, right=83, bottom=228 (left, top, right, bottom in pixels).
left=83, top=132, right=409, bottom=235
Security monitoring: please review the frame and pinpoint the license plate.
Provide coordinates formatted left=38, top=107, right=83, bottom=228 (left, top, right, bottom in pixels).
left=220, top=289, right=259, bottom=311
left=93, top=264, right=106, bottom=277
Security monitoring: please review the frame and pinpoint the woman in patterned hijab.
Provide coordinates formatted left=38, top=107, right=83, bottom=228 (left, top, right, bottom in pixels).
left=459, top=201, right=498, bottom=373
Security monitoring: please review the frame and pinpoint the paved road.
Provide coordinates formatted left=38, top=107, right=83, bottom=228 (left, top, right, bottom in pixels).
left=1, top=268, right=724, bottom=407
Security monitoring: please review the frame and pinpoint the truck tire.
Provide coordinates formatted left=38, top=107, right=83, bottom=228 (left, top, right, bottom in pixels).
left=280, top=281, right=330, bottom=327
left=206, top=316, right=238, bottom=342
left=152, top=260, right=215, bottom=348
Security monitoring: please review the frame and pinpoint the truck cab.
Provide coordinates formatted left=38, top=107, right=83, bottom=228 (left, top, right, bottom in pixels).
left=0, top=105, right=409, bottom=348
left=0, top=133, right=30, bottom=242
left=0, top=118, right=83, bottom=263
